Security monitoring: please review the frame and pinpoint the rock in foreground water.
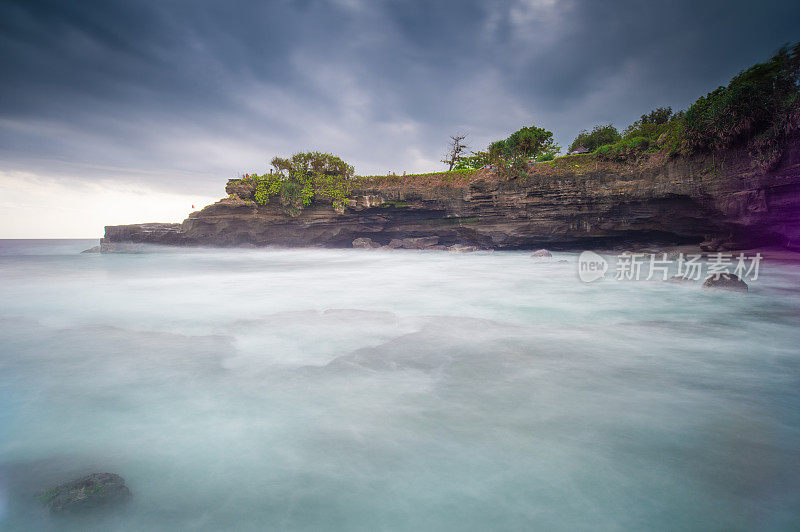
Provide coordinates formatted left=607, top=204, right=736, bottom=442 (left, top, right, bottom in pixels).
left=531, top=249, right=552, bottom=258
left=702, top=273, right=748, bottom=292
left=39, top=472, right=131, bottom=513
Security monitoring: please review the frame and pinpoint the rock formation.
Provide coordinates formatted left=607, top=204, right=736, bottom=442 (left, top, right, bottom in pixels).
left=100, top=140, right=800, bottom=252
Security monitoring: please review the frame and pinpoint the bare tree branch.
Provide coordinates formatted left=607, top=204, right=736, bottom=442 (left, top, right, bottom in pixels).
left=441, top=134, right=469, bottom=171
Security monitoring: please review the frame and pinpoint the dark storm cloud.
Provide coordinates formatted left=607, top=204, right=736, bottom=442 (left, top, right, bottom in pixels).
left=1, top=0, right=798, bottom=195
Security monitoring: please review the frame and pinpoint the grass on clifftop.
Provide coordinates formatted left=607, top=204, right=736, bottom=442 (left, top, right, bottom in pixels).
left=357, top=168, right=484, bottom=190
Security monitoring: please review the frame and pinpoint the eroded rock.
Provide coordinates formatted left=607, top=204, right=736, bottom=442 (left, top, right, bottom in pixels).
left=531, top=249, right=552, bottom=258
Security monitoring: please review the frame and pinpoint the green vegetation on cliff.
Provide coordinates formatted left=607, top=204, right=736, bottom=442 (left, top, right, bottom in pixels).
left=573, top=42, right=799, bottom=169
left=569, top=124, right=621, bottom=153
left=245, top=152, right=355, bottom=215
left=683, top=42, right=800, bottom=170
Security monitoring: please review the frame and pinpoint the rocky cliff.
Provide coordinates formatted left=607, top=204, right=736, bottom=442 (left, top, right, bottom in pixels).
left=101, top=140, right=800, bottom=252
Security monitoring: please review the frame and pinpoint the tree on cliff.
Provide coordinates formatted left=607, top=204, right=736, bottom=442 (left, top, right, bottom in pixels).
left=441, top=134, right=469, bottom=171
left=490, top=125, right=560, bottom=167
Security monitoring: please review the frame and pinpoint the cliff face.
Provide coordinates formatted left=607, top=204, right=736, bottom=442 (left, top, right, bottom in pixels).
left=102, top=141, right=800, bottom=251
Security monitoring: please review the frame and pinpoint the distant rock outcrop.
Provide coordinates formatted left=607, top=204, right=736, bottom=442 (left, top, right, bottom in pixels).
left=100, top=139, right=800, bottom=252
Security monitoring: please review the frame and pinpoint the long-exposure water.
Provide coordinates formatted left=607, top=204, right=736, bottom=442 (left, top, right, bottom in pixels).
left=1, top=239, right=798, bottom=530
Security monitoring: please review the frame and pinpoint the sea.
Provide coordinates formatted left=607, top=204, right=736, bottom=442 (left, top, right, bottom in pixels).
left=0, top=239, right=798, bottom=531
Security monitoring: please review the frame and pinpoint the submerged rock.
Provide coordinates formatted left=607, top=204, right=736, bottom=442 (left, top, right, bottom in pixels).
left=81, top=246, right=101, bottom=253
left=38, top=472, right=131, bottom=513
left=702, top=273, right=748, bottom=292
left=531, top=249, right=552, bottom=258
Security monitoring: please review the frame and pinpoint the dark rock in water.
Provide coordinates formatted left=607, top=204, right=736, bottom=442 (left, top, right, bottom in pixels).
left=81, top=246, right=101, bottom=253
left=702, top=273, right=748, bottom=292
left=387, top=239, right=404, bottom=249
left=531, top=249, right=552, bottom=258
left=39, top=472, right=131, bottom=513
left=352, top=237, right=379, bottom=249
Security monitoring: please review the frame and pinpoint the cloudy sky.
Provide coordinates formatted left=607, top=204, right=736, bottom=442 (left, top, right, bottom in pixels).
left=1, top=0, right=798, bottom=237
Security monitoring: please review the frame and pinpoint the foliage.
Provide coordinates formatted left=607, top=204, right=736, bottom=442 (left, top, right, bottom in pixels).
left=246, top=152, right=355, bottom=214
left=584, top=106, right=686, bottom=161
left=453, top=150, right=491, bottom=170
left=569, top=124, right=621, bottom=152
left=594, top=136, right=652, bottom=161
left=683, top=41, right=800, bottom=169
left=654, top=119, right=686, bottom=155
left=489, top=125, right=560, bottom=169
left=638, top=106, right=674, bottom=126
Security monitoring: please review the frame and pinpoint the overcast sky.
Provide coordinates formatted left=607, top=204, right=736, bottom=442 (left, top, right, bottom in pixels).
left=1, top=0, right=798, bottom=237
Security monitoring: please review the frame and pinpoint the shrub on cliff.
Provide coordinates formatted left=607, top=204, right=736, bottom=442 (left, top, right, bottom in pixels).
left=587, top=106, right=686, bottom=161
left=594, top=136, right=651, bottom=161
left=683, top=41, right=800, bottom=170
left=569, top=124, right=621, bottom=153
left=623, top=107, right=681, bottom=141
left=247, top=152, right=355, bottom=215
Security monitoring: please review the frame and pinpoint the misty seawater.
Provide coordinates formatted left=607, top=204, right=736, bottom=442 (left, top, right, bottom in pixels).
left=0, top=240, right=799, bottom=531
